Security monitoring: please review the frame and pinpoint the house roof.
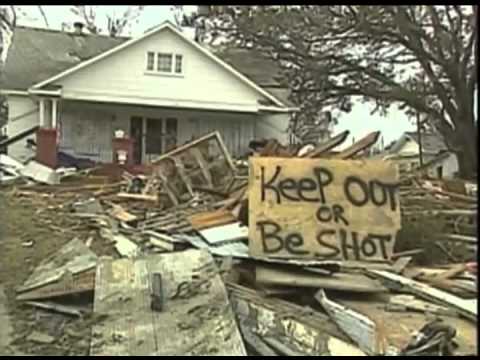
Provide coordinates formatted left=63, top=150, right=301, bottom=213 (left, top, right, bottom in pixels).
left=2, top=25, right=295, bottom=109
left=1, top=26, right=127, bottom=91
left=387, top=131, right=449, bottom=156
left=404, top=131, right=448, bottom=153
left=213, top=47, right=295, bottom=107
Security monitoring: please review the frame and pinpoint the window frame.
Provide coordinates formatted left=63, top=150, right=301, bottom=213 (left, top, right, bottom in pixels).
left=145, top=52, right=184, bottom=77
left=157, top=52, right=173, bottom=73
left=146, top=51, right=155, bottom=71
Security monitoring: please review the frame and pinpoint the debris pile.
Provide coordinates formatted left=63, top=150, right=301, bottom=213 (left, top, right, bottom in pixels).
left=1, top=131, right=476, bottom=356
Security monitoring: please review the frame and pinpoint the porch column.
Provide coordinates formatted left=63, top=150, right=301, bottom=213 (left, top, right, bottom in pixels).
left=39, top=98, right=45, bottom=127
left=51, top=98, right=58, bottom=129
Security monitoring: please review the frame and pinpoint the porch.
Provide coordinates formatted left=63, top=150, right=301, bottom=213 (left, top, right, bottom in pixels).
left=37, top=98, right=289, bottom=164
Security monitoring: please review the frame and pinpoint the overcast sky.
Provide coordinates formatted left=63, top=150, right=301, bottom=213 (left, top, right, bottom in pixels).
left=17, top=5, right=416, bottom=147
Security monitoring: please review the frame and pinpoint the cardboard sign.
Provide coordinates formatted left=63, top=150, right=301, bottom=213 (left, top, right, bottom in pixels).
left=248, top=157, right=401, bottom=261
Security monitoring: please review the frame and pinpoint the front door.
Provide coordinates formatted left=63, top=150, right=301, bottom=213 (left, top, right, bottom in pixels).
left=130, top=116, right=143, bottom=164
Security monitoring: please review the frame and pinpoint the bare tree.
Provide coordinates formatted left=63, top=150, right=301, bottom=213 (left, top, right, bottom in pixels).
left=208, top=6, right=478, bottom=179
left=71, top=5, right=144, bottom=37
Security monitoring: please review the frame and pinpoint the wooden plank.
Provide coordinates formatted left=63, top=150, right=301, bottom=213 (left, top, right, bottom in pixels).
left=255, top=265, right=388, bottom=293
left=171, top=156, right=195, bottom=197
left=188, top=209, right=237, bottom=231
left=154, top=168, right=179, bottom=206
left=116, top=192, right=158, bottom=202
left=441, top=234, right=477, bottom=244
left=370, top=270, right=477, bottom=322
left=239, top=322, right=279, bottom=356
left=248, top=157, right=401, bottom=261
left=333, top=131, right=380, bottom=159
left=0, top=125, right=39, bottom=147
left=214, top=131, right=237, bottom=172
left=302, top=130, right=350, bottom=158
left=91, top=250, right=246, bottom=356
left=151, top=131, right=217, bottom=164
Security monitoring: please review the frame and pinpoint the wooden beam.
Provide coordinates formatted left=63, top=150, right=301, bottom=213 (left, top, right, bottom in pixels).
left=370, top=270, right=477, bottom=322
left=333, top=131, right=380, bottom=159
left=303, top=130, right=350, bottom=158
left=190, top=147, right=214, bottom=188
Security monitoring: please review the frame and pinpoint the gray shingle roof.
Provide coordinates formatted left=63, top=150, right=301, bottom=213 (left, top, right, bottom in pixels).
left=2, top=26, right=294, bottom=108
left=405, top=131, right=448, bottom=154
left=1, top=26, right=128, bottom=90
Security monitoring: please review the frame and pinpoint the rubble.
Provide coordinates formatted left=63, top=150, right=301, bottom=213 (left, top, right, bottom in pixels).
left=0, top=131, right=477, bottom=356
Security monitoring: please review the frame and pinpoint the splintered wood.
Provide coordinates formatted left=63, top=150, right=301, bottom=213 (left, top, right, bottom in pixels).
left=90, top=249, right=246, bottom=356
left=249, top=157, right=401, bottom=261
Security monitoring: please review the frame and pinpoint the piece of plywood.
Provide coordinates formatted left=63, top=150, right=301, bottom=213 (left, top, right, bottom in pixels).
left=255, top=265, right=388, bottom=293
left=90, top=250, right=246, bottom=356
left=249, top=157, right=401, bottom=261
left=16, top=238, right=98, bottom=294
left=189, top=209, right=237, bottom=231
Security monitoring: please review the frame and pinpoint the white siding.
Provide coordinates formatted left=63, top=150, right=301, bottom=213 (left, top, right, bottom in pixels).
left=5, top=95, right=38, bottom=162
left=426, top=153, right=459, bottom=179
left=55, top=28, right=271, bottom=112
left=255, top=113, right=290, bottom=145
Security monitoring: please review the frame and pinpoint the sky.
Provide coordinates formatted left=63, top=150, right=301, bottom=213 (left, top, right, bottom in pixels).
left=16, top=5, right=416, bottom=147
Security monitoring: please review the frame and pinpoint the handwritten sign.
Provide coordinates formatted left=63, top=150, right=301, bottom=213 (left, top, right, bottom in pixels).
left=248, top=157, right=401, bottom=261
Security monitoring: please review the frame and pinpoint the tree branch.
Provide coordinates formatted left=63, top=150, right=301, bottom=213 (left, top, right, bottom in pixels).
left=37, top=6, right=49, bottom=28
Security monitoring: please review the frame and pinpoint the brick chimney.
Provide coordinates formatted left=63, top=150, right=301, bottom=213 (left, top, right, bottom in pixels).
left=73, top=21, right=84, bottom=35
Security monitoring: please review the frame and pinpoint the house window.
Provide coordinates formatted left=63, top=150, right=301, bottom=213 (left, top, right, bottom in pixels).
left=146, top=52, right=155, bottom=71
left=146, top=52, right=184, bottom=75
left=175, top=55, right=183, bottom=74
left=157, top=53, right=173, bottom=72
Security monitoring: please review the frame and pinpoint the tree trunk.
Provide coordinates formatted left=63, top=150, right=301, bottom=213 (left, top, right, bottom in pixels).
left=453, top=116, right=477, bottom=180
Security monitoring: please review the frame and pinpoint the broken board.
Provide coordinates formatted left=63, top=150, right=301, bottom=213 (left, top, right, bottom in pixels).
left=90, top=249, right=246, bottom=356
left=249, top=157, right=401, bottom=261
left=16, top=238, right=98, bottom=299
left=227, top=282, right=366, bottom=356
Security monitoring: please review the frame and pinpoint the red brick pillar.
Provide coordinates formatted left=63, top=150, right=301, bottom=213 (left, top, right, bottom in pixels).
left=36, top=128, right=58, bottom=169
left=112, top=137, right=134, bottom=166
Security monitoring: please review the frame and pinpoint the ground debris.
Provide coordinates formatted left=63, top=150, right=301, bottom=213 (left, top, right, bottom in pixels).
left=0, top=131, right=477, bottom=357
